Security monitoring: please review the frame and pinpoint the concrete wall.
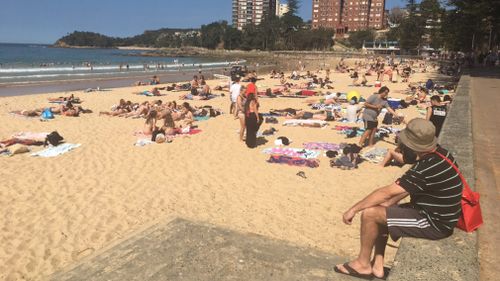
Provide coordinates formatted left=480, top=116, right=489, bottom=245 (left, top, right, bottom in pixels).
left=387, top=75, right=480, bottom=281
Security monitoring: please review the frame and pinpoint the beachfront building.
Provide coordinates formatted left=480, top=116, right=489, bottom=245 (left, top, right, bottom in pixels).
left=276, top=0, right=290, bottom=17
left=232, top=0, right=277, bottom=30
left=312, top=0, right=386, bottom=34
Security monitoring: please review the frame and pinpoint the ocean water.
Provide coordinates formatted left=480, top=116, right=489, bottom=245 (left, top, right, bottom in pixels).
left=0, top=43, right=238, bottom=86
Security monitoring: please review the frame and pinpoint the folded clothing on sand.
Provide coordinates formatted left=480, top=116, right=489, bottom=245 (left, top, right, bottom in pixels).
left=134, top=139, right=154, bottom=147
left=267, top=155, right=320, bottom=168
left=30, top=143, right=81, bottom=158
left=360, top=147, right=388, bottom=163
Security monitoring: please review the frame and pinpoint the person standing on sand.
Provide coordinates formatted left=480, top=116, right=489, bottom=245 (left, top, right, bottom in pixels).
left=245, top=77, right=257, bottom=97
left=359, top=86, right=398, bottom=147
left=335, top=119, right=463, bottom=280
left=426, top=95, right=448, bottom=137
left=230, top=77, right=242, bottom=117
left=244, top=93, right=260, bottom=148
left=236, top=87, right=247, bottom=142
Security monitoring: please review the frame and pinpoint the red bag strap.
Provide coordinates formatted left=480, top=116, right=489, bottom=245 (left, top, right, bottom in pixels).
left=434, top=151, right=464, bottom=182
left=434, top=151, right=476, bottom=202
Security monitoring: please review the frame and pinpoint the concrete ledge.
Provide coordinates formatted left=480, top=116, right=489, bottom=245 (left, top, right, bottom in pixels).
left=51, top=218, right=351, bottom=281
left=388, top=75, right=479, bottom=281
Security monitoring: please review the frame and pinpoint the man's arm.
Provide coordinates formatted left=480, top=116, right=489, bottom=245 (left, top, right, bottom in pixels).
left=364, top=101, right=380, bottom=110
left=426, top=106, right=432, bottom=121
left=386, top=106, right=398, bottom=116
left=342, top=182, right=409, bottom=225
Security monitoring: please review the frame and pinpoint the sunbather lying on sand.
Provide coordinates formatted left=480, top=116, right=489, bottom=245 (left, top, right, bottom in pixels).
left=48, top=94, right=81, bottom=103
left=134, top=87, right=162, bottom=96
left=303, top=92, right=341, bottom=105
left=0, top=138, right=44, bottom=148
left=100, top=99, right=133, bottom=116
left=12, top=101, right=90, bottom=117
left=285, top=110, right=339, bottom=121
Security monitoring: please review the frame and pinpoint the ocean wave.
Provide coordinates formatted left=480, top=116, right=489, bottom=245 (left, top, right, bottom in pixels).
left=0, top=60, right=245, bottom=74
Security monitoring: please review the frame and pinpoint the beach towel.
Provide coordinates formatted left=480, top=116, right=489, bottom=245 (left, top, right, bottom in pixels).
left=267, top=155, right=319, bottom=168
left=360, top=147, right=388, bottom=164
left=194, top=116, right=210, bottom=121
left=262, top=147, right=320, bottom=159
left=278, top=95, right=308, bottom=99
left=300, top=90, right=317, bottom=96
left=30, top=143, right=81, bottom=158
left=174, top=128, right=202, bottom=136
left=283, top=119, right=328, bottom=127
left=303, top=142, right=342, bottom=151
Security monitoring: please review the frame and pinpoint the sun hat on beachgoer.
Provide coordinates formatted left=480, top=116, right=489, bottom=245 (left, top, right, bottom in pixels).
left=398, top=118, right=438, bottom=152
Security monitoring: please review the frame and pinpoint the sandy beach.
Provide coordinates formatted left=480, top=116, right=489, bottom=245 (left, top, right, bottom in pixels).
left=0, top=63, right=440, bottom=280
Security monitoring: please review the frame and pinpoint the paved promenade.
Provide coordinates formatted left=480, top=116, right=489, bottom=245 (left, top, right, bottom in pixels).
left=470, top=70, right=500, bottom=281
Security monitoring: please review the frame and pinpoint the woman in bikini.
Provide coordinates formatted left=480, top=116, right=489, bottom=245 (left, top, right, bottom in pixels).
left=236, top=86, right=247, bottom=142
left=161, top=112, right=177, bottom=137
left=143, top=110, right=158, bottom=135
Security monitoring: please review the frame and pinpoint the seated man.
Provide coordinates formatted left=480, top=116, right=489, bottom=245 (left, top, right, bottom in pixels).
left=335, top=118, right=463, bottom=280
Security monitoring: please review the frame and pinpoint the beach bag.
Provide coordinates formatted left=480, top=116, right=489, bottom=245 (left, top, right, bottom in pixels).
left=435, top=151, right=483, bottom=232
left=44, top=131, right=64, bottom=147
left=41, top=108, right=54, bottom=119
left=382, top=113, right=393, bottom=125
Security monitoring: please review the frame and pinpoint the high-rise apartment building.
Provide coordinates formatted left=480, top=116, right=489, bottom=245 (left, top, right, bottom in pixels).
left=312, top=0, right=386, bottom=33
left=311, top=0, right=345, bottom=33
left=232, top=0, right=277, bottom=30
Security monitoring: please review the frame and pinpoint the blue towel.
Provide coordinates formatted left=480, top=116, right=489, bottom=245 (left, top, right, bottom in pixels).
left=31, top=143, right=81, bottom=157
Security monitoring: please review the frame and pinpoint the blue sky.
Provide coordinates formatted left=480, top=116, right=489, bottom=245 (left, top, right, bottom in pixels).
left=0, top=0, right=409, bottom=44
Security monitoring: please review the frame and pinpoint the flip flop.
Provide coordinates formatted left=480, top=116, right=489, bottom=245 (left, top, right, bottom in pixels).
left=373, top=267, right=391, bottom=280
left=296, top=171, right=307, bottom=179
left=334, top=263, right=374, bottom=280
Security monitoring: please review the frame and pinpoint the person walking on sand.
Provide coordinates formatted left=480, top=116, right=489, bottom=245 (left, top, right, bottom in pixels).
left=359, top=86, right=398, bottom=147
left=335, top=119, right=463, bottom=280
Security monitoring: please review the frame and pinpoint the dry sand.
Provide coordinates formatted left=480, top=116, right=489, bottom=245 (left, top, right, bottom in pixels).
left=0, top=64, right=440, bottom=280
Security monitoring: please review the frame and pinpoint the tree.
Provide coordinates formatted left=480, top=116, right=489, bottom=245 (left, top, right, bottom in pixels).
left=348, top=29, right=376, bottom=49
left=200, top=21, right=227, bottom=49
left=223, top=27, right=242, bottom=50
left=442, top=0, right=500, bottom=52
left=387, top=7, right=405, bottom=28
left=285, top=0, right=300, bottom=17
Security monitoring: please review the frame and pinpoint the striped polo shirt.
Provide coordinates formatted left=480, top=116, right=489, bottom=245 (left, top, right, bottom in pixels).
left=397, top=146, right=463, bottom=234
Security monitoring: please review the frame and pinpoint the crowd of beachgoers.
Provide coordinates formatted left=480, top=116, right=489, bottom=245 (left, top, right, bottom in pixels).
left=0, top=53, right=467, bottom=280
left=1, top=55, right=460, bottom=162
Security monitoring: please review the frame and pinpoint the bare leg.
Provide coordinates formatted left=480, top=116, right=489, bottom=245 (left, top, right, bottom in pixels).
left=372, top=228, right=389, bottom=279
left=368, top=127, right=377, bottom=146
left=380, top=149, right=404, bottom=167
left=359, top=129, right=371, bottom=147
left=335, top=206, right=388, bottom=276
left=239, top=115, right=246, bottom=141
